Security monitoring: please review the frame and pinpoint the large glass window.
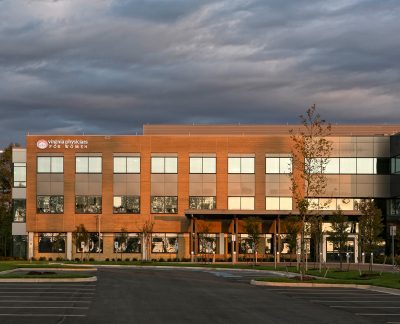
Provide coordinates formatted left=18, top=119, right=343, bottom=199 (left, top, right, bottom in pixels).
left=228, top=197, right=254, bottom=210
left=13, top=199, right=26, bottom=222
left=315, top=157, right=380, bottom=174
left=265, top=197, right=292, bottom=210
left=38, top=233, right=66, bottom=253
left=75, top=196, right=102, bottom=213
left=189, top=157, right=216, bottom=174
left=114, top=233, right=141, bottom=253
left=76, top=233, right=103, bottom=253
left=37, top=196, right=64, bottom=214
left=113, top=196, right=140, bottom=214
left=189, top=197, right=216, bottom=210
left=151, top=157, right=177, bottom=173
left=37, top=157, right=63, bottom=173
left=198, top=233, right=217, bottom=253
left=265, top=157, right=292, bottom=174
left=76, top=156, right=102, bottom=173
left=152, top=233, right=178, bottom=253
left=228, top=157, right=254, bottom=174
left=13, top=163, right=26, bottom=187
left=357, top=158, right=375, bottom=174
left=151, top=196, right=178, bottom=213
left=113, top=157, right=140, bottom=173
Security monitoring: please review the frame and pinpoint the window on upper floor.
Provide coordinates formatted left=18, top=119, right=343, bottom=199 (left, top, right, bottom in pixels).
left=189, top=196, right=216, bottom=210
left=151, top=196, right=178, bottom=213
left=113, top=156, right=140, bottom=173
left=37, top=157, right=63, bottom=173
left=113, top=196, right=140, bottom=214
left=76, top=156, right=102, bottom=173
left=189, top=157, right=216, bottom=174
left=75, top=195, right=102, bottom=213
left=37, top=196, right=64, bottom=214
left=151, top=157, right=177, bottom=174
left=13, top=163, right=26, bottom=187
left=265, top=157, right=292, bottom=174
left=228, top=157, right=254, bottom=174
left=228, top=196, right=254, bottom=210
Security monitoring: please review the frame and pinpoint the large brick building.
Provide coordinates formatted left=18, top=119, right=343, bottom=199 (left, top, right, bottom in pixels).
left=11, top=124, right=400, bottom=261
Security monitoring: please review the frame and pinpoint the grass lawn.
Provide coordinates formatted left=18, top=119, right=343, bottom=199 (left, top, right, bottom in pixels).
left=258, top=269, right=400, bottom=289
left=0, top=261, right=93, bottom=272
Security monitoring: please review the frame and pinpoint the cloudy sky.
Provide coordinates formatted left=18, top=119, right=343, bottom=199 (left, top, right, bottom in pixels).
left=0, top=0, right=399, bottom=147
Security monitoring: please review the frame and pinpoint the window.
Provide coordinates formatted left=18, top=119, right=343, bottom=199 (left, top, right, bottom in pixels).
left=265, top=197, right=292, bottom=210
left=113, top=156, right=140, bottom=173
left=313, top=157, right=379, bottom=174
left=152, top=233, right=178, bottom=253
left=198, top=233, right=217, bottom=253
left=13, top=163, right=26, bottom=187
left=13, top=199, right=26, bottom=222
left=37, top=157, right=63, bottom=173
left=189, top=197, right=216, bottom=210
left=306, top=198, right=361, bottom=211
left=265, top=157, right=292, bottom=174
left=357, top=158, right=375, bottom=174
left=76, top=233, right=103, bottom=253
left=37, top=196, right=64, bottom=214
left=151, top=157, right=177, bottom=173
left=75, top=196, right=102, bottom=213
left=114, top=233, right=141, bottom=253
left=324, top=158, right=340, bottom=173
left=189, top=157, right=216, bottom=173
left=239, top=234, right=256, bottom=254
left=38, top=233, right=66, bottom=253
left=228, top=157, right=254, bottom=174
left=228, top=197, right=254, bottom=210
left=113, top=196, right=140, bottom=214
left=151, top=196, right=178, bottom=213
left=390, top=199, right=400, bottom=215
left=76, top=156, right=102, bottom=173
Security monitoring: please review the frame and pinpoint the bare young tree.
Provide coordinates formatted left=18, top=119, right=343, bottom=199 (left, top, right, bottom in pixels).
left=290, top=104, right=333, bottom=278
left=328, top=209, right=349, bottom=271
left=243, top=217, right=262, bottom=265
left=139, top=220, right=154, bottom=261
left=283, top=216, right=301, bottom=266
left=118, top=227, right=129, bottom=261
left=357, top=199, right=384, bottom=272
left=74, top=224, right=89, bottom=262
left=197, top=223, right=212, bottom=263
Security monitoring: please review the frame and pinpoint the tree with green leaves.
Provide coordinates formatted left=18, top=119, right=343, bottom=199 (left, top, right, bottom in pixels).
left=243, top=217, right=262, bottom=265
left=357, top=199, right=384, bottom=271
left=0, top=144, right=17, bottom=257
left=283, top=216, right=301, bottom=266
left=74, top=224, right=89, bottom=261
left=290, top=105, right=333, bottom=278
left=328, top=209, right=349, bottom=270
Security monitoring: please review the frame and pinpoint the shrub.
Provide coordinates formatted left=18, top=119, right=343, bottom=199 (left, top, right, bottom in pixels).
left=31, top=257, right=37, bottom=261
left=39, top=257, right=46, bottom=261
left=89, top=258, right=95, bottom=262
left=125, top=258, right=130, bottom=262
left=105, top=258, right=110, bottom=262
left=74, top=258, right=80, bottom=262
left=132, top=258, right=137, bottom=262
left=48, top=257, right=53, bottom=261
left=56, top=257, right=64, bottom=261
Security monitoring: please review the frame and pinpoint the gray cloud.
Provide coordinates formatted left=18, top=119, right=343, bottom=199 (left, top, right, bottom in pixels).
left=0, top=0, right=400, bottom=147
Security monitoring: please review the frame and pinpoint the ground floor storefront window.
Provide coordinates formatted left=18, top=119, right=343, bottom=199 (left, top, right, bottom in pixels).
left=152, top=233, right=178, bottom=253
left=38, top=233, right=66, bottom=253
left=114, top=233, right=141, bottom=253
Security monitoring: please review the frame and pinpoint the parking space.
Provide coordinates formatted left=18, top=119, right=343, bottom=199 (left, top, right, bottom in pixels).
left=0, top=282, right=96, bottom=323
left=267, top=287, right=400, bottom=324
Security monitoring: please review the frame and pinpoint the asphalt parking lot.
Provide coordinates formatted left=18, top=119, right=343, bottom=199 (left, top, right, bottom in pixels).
left=0, top=267, right=397, bottom=323
left=0, top=282, right=96, bottom=323
left=268, top=286, right=400, bottom=324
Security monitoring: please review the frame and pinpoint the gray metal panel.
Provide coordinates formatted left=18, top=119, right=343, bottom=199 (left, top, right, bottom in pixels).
left=12, top=222, right=27, bottom=235
left=12, top=148, right=26, bottom=163
left=12, top=187, right=26, bottom=199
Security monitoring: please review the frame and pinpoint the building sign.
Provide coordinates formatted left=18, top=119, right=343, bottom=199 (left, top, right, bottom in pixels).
left=37, top=139, right=89, bottom=150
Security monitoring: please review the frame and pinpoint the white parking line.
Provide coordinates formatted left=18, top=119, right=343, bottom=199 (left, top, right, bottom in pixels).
left=279, top=292, right=385, bottom=295
left=0, top=300, right=91, bottom=303
left=357, top=313, right=400, bottom=316
left=0, top=292, right=95, bottom=294
left=312, top=300, right=400, bottom=303
left=0, top=314, right=86, bottom=317
left=0, top=288, right=95, bottom=290
left=0, top=306, right=89, bottom=309
left=331, top=306, right=400, bottom=309
left=0, top=296, right=93, bottom=299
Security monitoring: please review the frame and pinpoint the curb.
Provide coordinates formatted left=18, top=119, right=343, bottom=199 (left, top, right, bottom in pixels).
left=0, top=276, right=97, bottom=283
left=250, top=280, right=400, bottom=295
left=0, top=267, right=97, bottom=275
